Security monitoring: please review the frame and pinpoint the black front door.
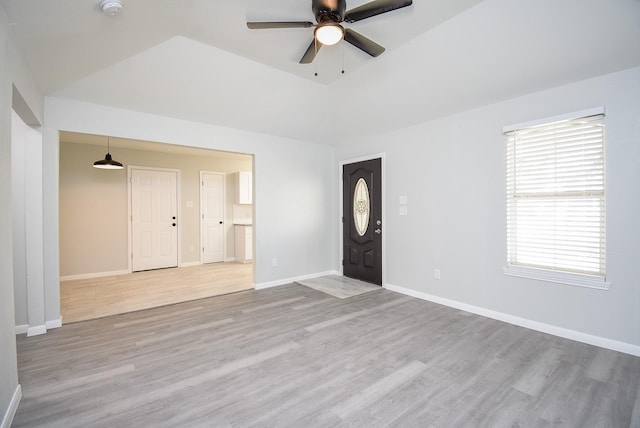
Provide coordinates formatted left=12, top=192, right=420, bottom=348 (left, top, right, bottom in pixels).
left=343, top=158, right=382, bottom=285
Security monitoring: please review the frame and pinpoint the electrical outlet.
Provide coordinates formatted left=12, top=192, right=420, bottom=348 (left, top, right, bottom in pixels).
left=434, top=269, right=441, bottom=280
left=272, top=258, right=278, bottom=267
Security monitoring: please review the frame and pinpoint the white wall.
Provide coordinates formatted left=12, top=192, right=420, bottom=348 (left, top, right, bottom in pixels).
left=43, top=97, right=338, bottom=321
left=11, top=110, right=45, bottom=333
left=11, top=110, right=27, bottom=327
left=336, top=66, right=640, bottom=352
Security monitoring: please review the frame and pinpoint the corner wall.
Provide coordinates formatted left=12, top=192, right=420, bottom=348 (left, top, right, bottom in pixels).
left=335, top=66, right=640, bottom=352
left=0, top=15, right=19, bottom=424
left=0, top=6, right=45, bottom=426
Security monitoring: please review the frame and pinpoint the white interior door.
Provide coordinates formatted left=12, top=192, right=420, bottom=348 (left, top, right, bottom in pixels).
left=131, top=168, right=178, bottom=271
left=201, top=172, right=224, bottom=263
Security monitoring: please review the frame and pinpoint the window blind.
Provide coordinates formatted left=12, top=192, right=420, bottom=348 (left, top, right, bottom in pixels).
left=505, top=113, right=605, bottom=279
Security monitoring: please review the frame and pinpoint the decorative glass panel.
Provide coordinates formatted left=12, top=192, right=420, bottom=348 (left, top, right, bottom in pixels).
left=353, top=178, right=370, bottom=236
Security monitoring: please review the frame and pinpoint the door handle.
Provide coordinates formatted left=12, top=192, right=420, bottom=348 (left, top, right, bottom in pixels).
left=219, top=221, right=223, bottom=224
left=375, top=229, right=381, bottom=234
left=172, top=223, right=176, bottom=227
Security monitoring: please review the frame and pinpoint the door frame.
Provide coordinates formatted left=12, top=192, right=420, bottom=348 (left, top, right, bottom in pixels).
left=339, top=153, right=386, bottom=285
left=127, top=166, right=182, bottom=273
left=199, top=170, right=226, bottom=264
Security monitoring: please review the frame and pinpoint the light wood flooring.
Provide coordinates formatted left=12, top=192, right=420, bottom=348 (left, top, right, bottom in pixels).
left=60, top=262, right=253, bottom=323
left=296, top=274, right=381, bottom=299
left=15, top=283, right=640, bottom=427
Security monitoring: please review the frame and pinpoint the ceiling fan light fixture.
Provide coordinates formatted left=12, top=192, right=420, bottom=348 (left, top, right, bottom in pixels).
left=315, top=24, right=344, bottom=46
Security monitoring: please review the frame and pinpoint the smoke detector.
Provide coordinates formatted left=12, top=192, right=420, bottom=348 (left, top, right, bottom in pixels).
left=100, top=0, right=123, bottom=15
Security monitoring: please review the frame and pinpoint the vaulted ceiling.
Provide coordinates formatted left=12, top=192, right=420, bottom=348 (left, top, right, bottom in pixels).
left=3, top=0, right=640, bottom=144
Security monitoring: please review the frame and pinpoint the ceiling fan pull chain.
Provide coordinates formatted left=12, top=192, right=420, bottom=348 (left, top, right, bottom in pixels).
left=341, top=38, right=345, bottom=75
left=314, top=37, right=319, bottom=77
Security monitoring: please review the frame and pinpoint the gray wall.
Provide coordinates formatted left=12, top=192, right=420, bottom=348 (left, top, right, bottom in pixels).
left=0, top=6, right=44, bottom=423
left=336, top=66, right=640, bottom=349
left=0, top=47, right=18, bottom=428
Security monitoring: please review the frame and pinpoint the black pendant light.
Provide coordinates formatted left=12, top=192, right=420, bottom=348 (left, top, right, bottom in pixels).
left=93, top=138, right=123, bottom=170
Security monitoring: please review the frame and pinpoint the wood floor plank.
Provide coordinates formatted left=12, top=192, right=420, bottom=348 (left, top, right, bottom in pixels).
left=13, top=283, right=640, bottom=427
left=60, top=262, right=253, bottom=323
left=332, top=360, right=427, bottom=420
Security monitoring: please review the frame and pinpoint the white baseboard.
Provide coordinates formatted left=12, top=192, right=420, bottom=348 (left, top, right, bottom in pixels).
left=61, top=269, right=129, bottom=282
left=384, top=283, right=640, bottom=357
left=255, top=270, right=340, bottom=290
left=15, top=319, right=60, bottom=336
left=27, top=324, right=47, bottom=337
left=1, top=384, right=21, bottom=428
left=225, top=257, right=236, bottom=262
left=46, top=318, right=62, bottom=329
left=180, top=261, right=201, bottom=268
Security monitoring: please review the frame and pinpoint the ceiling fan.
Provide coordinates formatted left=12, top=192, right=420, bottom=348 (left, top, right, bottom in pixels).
left=247, top=0, right=413, bottom=64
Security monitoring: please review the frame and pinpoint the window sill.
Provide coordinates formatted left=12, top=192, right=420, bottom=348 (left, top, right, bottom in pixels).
left=503, top=265, right=610, bottom=291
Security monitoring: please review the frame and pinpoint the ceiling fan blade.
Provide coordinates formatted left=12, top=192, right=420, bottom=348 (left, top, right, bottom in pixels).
left=344, top=0, right=412, bottom=23
left=247, top=21, right=314, bottom=29
left=344, top=29, right=385, bottom=57
left=300, top=39, right=322, bottom=64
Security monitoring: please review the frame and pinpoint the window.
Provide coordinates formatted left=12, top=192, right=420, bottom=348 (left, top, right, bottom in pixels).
left=503, top=108, right=609, bottom=289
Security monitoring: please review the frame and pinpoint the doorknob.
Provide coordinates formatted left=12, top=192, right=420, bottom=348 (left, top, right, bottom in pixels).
left=172, top=216, right=176, bottom=220
left=375, top=229, right=381, bottom=234
left=172, top=223, right=176, bottom=227
left=219, top=221, right=223, bottom=224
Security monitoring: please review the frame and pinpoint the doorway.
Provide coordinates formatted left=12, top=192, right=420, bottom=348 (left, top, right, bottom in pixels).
left=130, top=167, right=179, bottom=272
left=201, top=171, right=225, bottom=264
left=342, top=157, right=383, bottom=285
left=58, top=133, right=255, bottom=323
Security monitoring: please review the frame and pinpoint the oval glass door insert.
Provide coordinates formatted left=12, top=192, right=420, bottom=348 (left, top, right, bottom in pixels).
left=353, top=178, right=370, bottom=236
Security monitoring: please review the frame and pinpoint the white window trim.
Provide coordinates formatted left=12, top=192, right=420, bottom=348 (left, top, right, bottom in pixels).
left=503, top=265, right=611, bottom=290
left=503, top=106, right=605, bottom=133
left=503, top=106, right=609, bottom=291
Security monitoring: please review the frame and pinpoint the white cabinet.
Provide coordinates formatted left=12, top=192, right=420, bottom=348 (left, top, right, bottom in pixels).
left=234, top=172, right=252, bottom=204
left=234, top=225, right=253, bottom=263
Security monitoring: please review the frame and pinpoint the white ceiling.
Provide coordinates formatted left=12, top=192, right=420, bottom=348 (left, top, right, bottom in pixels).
left=3, top=0, right=640, bottom=145
left=1, top=0, right=482, bottom=91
